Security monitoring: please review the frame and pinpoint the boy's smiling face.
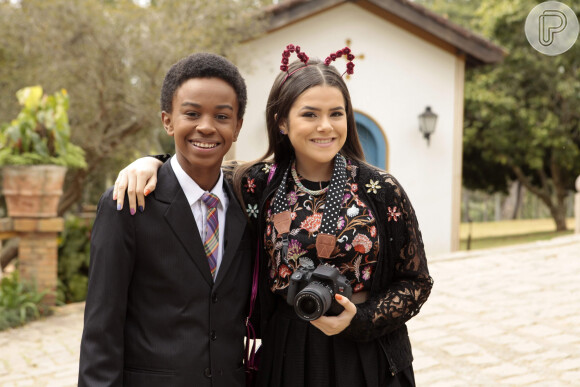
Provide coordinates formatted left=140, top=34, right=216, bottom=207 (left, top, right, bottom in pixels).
left=162, top=77, right=242, bottom=189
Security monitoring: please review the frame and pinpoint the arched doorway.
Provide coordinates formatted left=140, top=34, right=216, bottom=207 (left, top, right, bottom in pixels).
left=355, top=112, right=387, bottom=170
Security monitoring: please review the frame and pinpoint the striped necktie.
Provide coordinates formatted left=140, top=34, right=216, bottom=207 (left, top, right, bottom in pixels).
left=201, top=192, right=220, bottom=278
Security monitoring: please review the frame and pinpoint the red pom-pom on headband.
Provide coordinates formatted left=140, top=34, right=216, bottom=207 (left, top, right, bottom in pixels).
left=280, top=44, right=355, bottom=86
left=280, top=44, right=308, bottom=72
left=280, top=44, right=310, bottom=86
left=324, top=47, right=355, bottom=75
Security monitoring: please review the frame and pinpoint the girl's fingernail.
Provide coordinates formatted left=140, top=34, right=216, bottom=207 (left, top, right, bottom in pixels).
left=144, top=189, right=150, bottom=196
left=113, top=194, right=117, bottom=200
left=117, top=203, right=122, bottom=211
left=138, top=206, right=144, bottom=213
left=335, top=294, right=343, bottom=301
left=130, top=208, right=136, bottom=215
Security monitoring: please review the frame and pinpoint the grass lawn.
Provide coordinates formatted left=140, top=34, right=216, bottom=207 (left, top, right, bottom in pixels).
left=459, top=218, right=575, bottom=251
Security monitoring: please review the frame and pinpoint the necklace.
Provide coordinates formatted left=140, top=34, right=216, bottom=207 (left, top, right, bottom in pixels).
left=291, top=163, right=329, bottom=196
left=271, top=154, right=347, bottom=260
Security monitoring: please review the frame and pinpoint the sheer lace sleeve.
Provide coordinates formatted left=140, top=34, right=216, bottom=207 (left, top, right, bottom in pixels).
left=340, top=173, right=433, bottom=342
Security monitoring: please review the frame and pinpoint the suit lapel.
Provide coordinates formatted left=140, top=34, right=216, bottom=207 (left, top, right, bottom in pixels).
left=156, top=163, right=214, bottom=287
left=214, top=180, right=248, bottom=288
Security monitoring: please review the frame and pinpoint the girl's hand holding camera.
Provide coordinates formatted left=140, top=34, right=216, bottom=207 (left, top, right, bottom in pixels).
left=310, top=294, right=357, bottom=336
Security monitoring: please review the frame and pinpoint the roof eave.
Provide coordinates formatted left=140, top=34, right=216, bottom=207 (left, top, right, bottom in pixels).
left=263, top=0, right=506, bottom=67
left=365, top=0, right=505, bottom=66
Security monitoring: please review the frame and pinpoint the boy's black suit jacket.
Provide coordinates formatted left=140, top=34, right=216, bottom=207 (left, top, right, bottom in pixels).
left=79, top=162, right=253, bottom=387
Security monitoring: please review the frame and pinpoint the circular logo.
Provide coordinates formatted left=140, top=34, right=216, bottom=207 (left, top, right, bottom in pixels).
left=525, top=1, right=579, bottom=56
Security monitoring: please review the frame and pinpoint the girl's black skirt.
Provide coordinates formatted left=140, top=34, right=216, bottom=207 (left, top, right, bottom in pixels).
left=257, top=299, right=415, bottom=387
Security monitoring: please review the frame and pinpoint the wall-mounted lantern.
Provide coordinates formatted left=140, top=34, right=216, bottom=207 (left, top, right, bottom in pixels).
left=418, top=106, right=438, bottom=146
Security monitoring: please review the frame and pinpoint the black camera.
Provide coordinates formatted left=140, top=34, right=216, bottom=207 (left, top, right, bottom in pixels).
left=286, top=265, right=353, bottom=321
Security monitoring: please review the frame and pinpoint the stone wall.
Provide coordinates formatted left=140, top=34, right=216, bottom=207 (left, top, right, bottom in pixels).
left=0, top=217, right=63, bottom=305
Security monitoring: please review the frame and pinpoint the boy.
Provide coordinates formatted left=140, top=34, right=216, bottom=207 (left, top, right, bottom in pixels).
left=79, top=53, right=253, bottom=387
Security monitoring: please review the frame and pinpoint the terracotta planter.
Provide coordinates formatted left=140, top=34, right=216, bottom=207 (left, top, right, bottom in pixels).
left=1, top=165, right=67, bottom=218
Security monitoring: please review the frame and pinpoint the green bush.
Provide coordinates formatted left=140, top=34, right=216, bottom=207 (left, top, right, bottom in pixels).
left=57, top=214, right=93, bottom=304
left=0, top=86, right=87, bottom=168
left=0, top=271, right=50, bottom=331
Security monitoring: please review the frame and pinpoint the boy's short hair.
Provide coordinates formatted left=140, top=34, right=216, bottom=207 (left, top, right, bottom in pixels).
left=161, top=53, right=247, bottom=119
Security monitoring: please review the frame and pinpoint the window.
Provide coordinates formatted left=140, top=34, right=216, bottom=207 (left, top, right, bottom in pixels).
left=355, top=112, right=387, bottom=170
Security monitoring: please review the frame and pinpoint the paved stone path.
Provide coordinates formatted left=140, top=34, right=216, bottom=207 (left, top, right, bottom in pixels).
left=0, top=302, right=83, bottom=386
left=409, top=235, right=580, bottom=386
left=1, top=235, right=579, bottom=386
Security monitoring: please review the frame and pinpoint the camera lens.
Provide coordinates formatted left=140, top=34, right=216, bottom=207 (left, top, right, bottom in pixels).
left=298, top=297, right=318, bottom=315
left=294, top=281, right=333, bottom=321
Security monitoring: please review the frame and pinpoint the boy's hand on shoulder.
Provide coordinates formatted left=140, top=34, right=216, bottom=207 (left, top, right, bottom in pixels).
left=113, top=157, right=163, bottom=215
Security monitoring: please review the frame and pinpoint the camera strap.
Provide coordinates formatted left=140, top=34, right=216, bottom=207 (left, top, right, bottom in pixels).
left=271, top=153, right=348, bottom=260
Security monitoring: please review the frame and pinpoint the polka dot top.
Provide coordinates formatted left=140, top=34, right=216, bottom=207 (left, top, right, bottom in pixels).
left=263, top=166, right=379, bottom=295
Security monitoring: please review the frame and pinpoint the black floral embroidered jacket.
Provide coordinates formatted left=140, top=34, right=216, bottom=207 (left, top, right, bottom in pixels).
left=229, top=157, right=433, bottom=375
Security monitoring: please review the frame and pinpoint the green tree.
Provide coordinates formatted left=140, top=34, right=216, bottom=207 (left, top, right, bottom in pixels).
left=0, top=0, right=265, bottom=212
left=418, top=0, right=580, bottom=230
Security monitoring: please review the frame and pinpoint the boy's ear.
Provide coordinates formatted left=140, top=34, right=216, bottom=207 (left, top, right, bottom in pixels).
left=233, top=118, right=243, bottom=142
left=161, top=111, right=174, bottom=136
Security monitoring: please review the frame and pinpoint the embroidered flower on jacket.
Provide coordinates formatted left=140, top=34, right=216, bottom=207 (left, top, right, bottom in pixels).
left=246, top=203, right=259, bottom=218
left=370, top=225, right=377, bottom=238
left=245, top=178, right=256, bottom=193
left=346, top=205, right=359, bottom=218
left=266, top=224, right=272, bottom=236
left=279, top=264, right=291, bottom=278
left=291, top=212, right=297, bottom=220
left=336, top=216, right=345, bottom=230
left=351, top=183, right=358, bottom=192
left=262, top=164, right=272, bottom=173
left=366, top=179, right=381, bottom=194
left=300, top=213, right=322, bottom=233
left=287, top=191, right=298, bottom=205
left=287, top=239, right=307, bottom=262
left=342, top=193, right=351, bottom=204
left=362, top=265, right=372, bottom=281
left=354, top=283, right=364, bottom=292
left=387, top=206, right=402, bottom=222
left=347, top=164, right=358, bottom=178
left=352, top=234, right=372, bottom=254
left=345, top=243, right=352, bottom=251
left=354, top=256, right=361, bottom=280
left=355, top=196, right=366, bottom=207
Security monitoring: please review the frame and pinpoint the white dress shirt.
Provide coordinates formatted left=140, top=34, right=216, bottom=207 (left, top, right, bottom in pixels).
left=170, top=156, right=229, bottom=279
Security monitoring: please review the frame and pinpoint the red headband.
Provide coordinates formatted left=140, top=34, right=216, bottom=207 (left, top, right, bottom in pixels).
left=280, top=44, right=356, bottom=86
left=324, top=47, right=355, bottom=76
left=280, top=44, right=309, bottom=85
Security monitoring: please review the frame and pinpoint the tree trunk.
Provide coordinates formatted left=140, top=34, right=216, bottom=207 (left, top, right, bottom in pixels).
left=512, top=166, right=568, bottom=232
left=0, top=238, right=19, bottom=271
left=512, top=181, right=522, bottom=219
left=58, top=168, right=89, bottom=215
left=549, top=204, right=568, bottom=231
left=494, top=192, right=502, bottom=222
left=57, top=121, right=144, bottom=215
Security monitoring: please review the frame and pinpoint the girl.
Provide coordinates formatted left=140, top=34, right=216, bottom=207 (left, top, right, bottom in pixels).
left=114, top=45, right=433, bottom=387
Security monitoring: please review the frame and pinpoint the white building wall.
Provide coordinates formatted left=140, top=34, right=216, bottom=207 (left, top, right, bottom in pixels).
left=236, top=3, right=461, bottom=255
